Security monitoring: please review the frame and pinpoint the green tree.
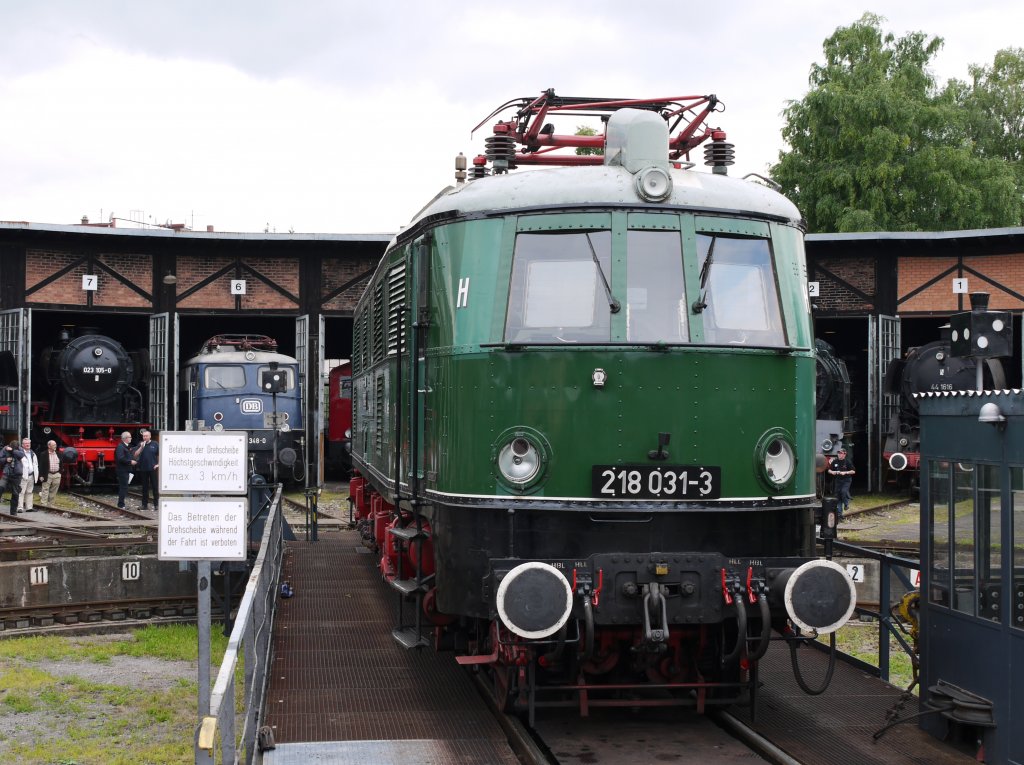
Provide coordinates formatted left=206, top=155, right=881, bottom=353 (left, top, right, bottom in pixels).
left=575, top=125, right=603, bottom=156
left=946, top=47, right=1024, bottom=181
left=771, top=14, right=1023, bottom=232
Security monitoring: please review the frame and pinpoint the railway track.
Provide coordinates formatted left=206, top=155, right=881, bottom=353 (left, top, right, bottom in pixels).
left=1, top=594, right=208, bottom=634
left=471, top=667, right=785, bottom=764
left=69, top=491, right=158, bottom=522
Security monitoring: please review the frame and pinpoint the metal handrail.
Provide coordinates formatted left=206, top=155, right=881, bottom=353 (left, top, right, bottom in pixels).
left=196, top=485, right=284, bottom=764
left=824, top=539, right=919, bottom=683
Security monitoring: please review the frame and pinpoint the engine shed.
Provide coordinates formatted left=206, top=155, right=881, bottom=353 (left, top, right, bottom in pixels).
left=807, top=226, right=1024, bottom=492
left=0, top=221, right=389, bottom=484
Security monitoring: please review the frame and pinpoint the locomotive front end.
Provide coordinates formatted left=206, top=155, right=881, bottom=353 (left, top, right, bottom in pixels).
left=350, top=94, right=856, bottom=714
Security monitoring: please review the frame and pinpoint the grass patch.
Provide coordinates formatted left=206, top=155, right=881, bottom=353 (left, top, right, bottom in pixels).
left=0, top=625, right=238, bottom=765
left=0, top=624, right=229, bottom=664
left=822, top=621, right=917, bottom=692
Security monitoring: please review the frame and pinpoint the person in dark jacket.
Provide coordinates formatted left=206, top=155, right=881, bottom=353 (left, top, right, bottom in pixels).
left=3, top=440, right=26, bottom=515
left=131, top=428, right=159, bottom=510
left=115, top=431, right=134, bottom=509
left=828, top=446, right=856, bottom=520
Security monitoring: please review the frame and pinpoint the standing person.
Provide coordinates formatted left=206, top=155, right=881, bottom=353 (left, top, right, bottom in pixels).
left=18, top=437, right=39, bottom=512
left=38, top=440, right=63, bottom=505
left=115, top=431, right=134, bottom=510
left=828, top=446, right=856, bottom=520
left=131, top=428, right=159, bottom=510
left=4, top=440, right=26, bottom=515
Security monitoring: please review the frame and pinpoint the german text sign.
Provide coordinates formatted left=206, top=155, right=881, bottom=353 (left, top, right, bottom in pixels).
left=159, top=498, right=247, bottom=561
left=160, top=431, right=247, bottom=494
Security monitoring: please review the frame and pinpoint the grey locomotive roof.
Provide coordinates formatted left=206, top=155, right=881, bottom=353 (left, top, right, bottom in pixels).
left=400, top=164, right=802, bottom=238
left=185, top=349, right=298, bottom=364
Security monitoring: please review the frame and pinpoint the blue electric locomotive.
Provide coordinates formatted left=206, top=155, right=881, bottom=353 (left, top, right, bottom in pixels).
left=182, top=334, right=304, bottom=482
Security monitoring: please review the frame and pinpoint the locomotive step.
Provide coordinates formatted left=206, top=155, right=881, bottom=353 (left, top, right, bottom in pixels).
left=389, top=578, right=429, bottom=596
left=391, top=626, right=430, bottom=649
left=387, top=525, right=430, bottom=541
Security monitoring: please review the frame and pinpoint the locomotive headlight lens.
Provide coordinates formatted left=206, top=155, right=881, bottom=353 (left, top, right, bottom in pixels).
left=634, top=166, right=673, bottom=202
left=764, top=438, right=795, bottom=485
left=498, top=437, right=540, bottom=484
left=755, top=429, right=797, bottom=490
left=213, top=411, right=224, bottom=422
left=493, top=427, right=551, bottom=491
left=213, top=423, right=224, bottom=432
left=280, top=423, right=291, bottom=433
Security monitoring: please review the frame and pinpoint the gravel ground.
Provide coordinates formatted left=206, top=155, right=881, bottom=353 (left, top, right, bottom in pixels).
left=2, top=651, right=196, bottom=750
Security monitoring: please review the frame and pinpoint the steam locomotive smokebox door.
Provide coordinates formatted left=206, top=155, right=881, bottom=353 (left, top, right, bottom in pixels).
left=949, top=292, right=1012, bottom=359
left=260, top=368, right=287, bottom=393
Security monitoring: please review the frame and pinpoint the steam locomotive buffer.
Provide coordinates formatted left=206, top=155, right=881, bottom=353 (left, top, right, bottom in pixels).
left=348, top=90, right=858, bottom=720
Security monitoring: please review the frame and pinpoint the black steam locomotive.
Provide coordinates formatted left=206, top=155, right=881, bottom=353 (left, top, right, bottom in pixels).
left=883, top=330, right=1004, bottom=489
left=815, top=339, right=851, bottom=458
left=35, top=328, right=150, bottom=486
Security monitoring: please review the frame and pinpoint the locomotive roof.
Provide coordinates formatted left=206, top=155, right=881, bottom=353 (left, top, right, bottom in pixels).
left=399, top=165, right=801, bottom=237
left=184, top=347, right=298, bottom=364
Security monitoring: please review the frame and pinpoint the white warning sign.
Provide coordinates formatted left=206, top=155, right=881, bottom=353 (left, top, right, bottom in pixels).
left=159, top=498, right=247, bottom=561
left=160, top=431, right=248, bottom=495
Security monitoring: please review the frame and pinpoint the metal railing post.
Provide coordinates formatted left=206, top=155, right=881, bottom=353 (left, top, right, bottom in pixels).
left=196, top=486, right=284, bottom=765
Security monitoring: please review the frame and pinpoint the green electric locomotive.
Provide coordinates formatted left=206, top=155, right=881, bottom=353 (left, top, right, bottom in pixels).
left=349, top=91, right=855, bottom=716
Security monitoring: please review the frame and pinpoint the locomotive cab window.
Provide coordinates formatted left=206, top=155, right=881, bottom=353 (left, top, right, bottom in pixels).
left=696, top=234, right=786, bottom=347
left=505, top=231, right=613, bottom=343
left=626, top=230, right=687, bottom=342
left=204, top=365, right=246, bottom=390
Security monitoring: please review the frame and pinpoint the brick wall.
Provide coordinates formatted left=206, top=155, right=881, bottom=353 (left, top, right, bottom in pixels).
left=176, top=256, right=299, bottom=311
left=899, top=253, right=1024, bottom=313
left=321, top=255, right=377, bottom=312
left=25, top=250, right=153, bottom=308
left=813, top=256, right=876, bottom=312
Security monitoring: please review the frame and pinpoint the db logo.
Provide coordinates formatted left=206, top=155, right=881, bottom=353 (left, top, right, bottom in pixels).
left=241, top=399, right=263, bottom=414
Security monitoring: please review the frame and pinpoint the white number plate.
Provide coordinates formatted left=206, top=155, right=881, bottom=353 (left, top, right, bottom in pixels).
left=592, top=465, right=721, bottom=499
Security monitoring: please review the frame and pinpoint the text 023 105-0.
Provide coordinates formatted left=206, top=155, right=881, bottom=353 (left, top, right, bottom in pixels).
left=591, top=465, right=721, bottom=499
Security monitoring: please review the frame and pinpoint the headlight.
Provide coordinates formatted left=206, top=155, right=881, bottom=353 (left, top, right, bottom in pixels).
left=493, top=427, right=551, bottom=492
left=280, top=423, right=291, bottom=433
left=212, top=423, right=224, bottom=432
left=498, top=437, right=540, bottom=485
left=764, top=437, right=795, bottom=485
left=344, top=428, right=352, bottom=439
left=755, top=429, right=797, bottom=490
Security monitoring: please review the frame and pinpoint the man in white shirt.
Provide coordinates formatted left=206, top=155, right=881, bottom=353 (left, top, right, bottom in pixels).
left=18, top=437, right=40, bottom=511
left=39, top=440, right=63, bottom=504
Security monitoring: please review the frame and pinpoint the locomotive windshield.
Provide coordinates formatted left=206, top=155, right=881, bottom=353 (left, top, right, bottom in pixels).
left=505, top=231, right=613, bottom=343
left=626, top=230, right=687, bottom=342
left=503, top=224, right=787, bottom=346
left=205, top=365, right=246, bottom=389
left=697, top=234, right=786, bottom=347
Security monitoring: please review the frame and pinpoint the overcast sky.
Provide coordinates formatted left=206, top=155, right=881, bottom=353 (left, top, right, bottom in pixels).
left=1, top=1, right=1021, bottom=235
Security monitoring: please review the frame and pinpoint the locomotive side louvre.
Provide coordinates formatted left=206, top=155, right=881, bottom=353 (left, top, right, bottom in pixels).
left=350, top=100, right=856, bottom=709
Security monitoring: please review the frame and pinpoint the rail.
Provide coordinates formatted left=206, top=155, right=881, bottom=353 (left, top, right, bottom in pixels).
left=195, top=485, right=284, bottom=764
left=823, top=537, right=919, bottom=684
